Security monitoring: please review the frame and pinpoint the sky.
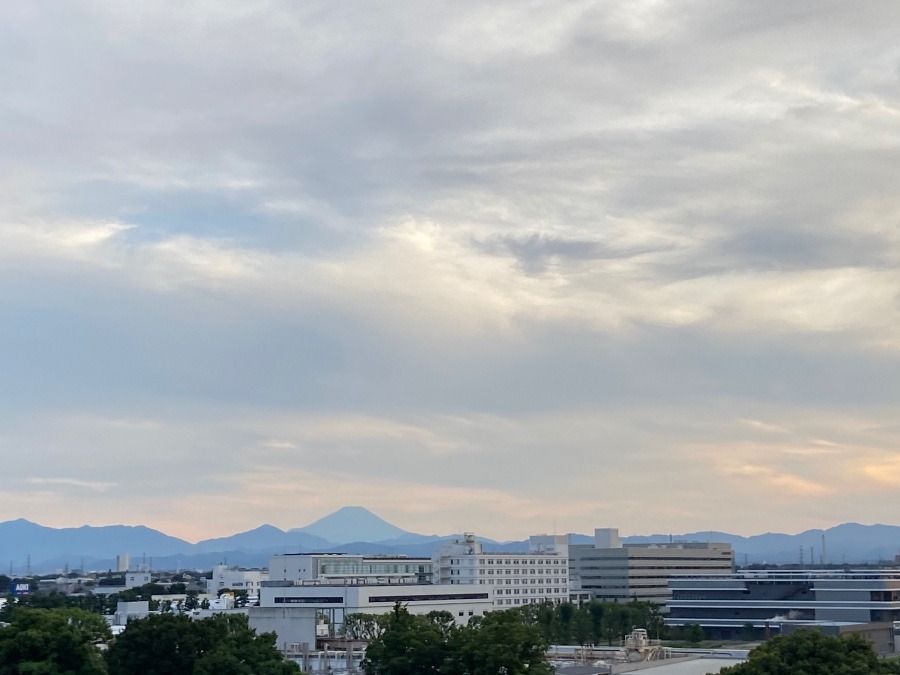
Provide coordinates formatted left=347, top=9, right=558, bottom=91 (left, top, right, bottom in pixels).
left=0, top=1, right=898, bottom=543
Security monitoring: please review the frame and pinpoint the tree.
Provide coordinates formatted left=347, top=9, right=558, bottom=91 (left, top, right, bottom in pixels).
left=104, top=612, right=300, bottom=675
left=0, top=606, right=110, bottom=674
left=343, top=613, right=391, bottom=640
left=719, top=629, right=900, bottom=675
left=363, top=605, right=553, bottom=675
left=451, top=611, right=553, bottom=675
left=362, top=604, right=450, bottom=675
left=684, top=623, right=703, bottom=645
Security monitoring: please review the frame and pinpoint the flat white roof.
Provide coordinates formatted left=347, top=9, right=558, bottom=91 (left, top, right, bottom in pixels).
left=621, top=658, right=746, bottom=675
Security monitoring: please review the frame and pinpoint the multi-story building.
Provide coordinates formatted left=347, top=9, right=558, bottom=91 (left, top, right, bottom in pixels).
left=435, top=533, right=569, bottom=608
left=206, top=564, right=268, bottom=598
left=251, top=552, right=488, bottom=651
left=268, top=553, right=432, bottom=585
left=667, top=569, right=900, bottom=640
left=258, top=579, right=492, bottom=631
left=568, top=528, right=733, bottom=604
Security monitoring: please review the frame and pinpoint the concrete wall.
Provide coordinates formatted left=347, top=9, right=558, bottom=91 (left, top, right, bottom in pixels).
left=248, top=606, right=318, bottom=652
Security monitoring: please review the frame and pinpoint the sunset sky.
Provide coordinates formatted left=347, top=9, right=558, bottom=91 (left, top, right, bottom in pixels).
left=1, top=1, right=898, bottom=542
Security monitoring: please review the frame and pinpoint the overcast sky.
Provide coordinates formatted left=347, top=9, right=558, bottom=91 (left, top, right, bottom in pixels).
left=1, top=1, right=898, bottom=542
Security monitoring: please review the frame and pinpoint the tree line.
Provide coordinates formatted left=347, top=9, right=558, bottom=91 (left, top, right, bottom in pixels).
left=0, top=605, right=301, bottom=675
left=362, top=604, right=552, bottom=675
left=346, top=599, right=689, bottom=648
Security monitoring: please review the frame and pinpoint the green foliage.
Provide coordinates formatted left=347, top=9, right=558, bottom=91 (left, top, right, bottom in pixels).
left=343, top=613, right=392, bottom=640
left=719, top=629, right=900, bottom=675
left=0, top=606, right=111, bottom=675
left=450, top=610, right=552, bottom=675
left=362, top=605, right=449, bottom=675
left=9, top=590, right=117, bottom=615
left=515, top=600, right=664, bottom=646
left=104, top=613, right=300, bottom=675
left=116, top=583, right=167, bottom=602
left=362, top=604, right=552, bottom=675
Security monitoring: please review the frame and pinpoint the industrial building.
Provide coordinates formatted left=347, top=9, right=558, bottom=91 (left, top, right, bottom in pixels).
left=666, top=569, right=900, bottom=646
left=568, top=528, right=733, bottom=604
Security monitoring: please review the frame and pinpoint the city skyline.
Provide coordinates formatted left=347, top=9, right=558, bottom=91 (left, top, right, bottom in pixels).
left=0, top=2, right=898, bottom=542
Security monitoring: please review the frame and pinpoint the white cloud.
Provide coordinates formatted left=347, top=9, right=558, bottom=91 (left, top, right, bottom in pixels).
left=25, top=477, right=118, bottom=492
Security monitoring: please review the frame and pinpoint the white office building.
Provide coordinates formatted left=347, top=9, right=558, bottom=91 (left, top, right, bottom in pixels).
left=435, top=533, right=569, bottom=608
left=258, top=580, right=491, bottom=629
left=206, top=565, right=268, bottom=599
left=268, top=553, right=432, bottom=585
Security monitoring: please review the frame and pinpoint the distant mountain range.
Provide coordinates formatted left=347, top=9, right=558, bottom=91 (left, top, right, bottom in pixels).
left=2, top=505, right=899, bottom=574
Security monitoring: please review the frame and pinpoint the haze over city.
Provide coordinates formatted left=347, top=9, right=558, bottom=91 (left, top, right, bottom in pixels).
left=0, top=1, right=898, bottom=543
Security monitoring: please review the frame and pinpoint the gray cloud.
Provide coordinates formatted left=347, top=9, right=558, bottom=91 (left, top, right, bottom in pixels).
left=0, top=0, right=898, bottom=538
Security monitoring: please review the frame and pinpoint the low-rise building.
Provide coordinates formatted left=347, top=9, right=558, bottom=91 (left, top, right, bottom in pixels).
left=258, top=579, right=491, bottom=631
left=206, top=565, right=267, bottom=599
left=666, top=569, right=900, bottom=643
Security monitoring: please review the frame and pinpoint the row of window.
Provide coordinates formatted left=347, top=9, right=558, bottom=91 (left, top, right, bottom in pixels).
left=493, top=587, right=563, bottom=595
left=478, top=578, right=565, bottom=585
left=480, top=558, right=562, bottom=565
left=493, top=598, right=564, bottom=606
left=480, top=568, right=556, bottom=576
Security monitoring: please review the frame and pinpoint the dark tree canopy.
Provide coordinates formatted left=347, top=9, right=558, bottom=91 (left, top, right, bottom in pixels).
left=362, top=604, right=552, bottom=675
left=0, top=606, right=110, bottom=675
left=720, top=629, right=900, bottom=675
left=104, top=613, right=300, bottom=675
left=514, top=599, right=665, bottom=646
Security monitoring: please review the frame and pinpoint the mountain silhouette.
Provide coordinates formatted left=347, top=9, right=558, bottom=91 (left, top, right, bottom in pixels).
left=4, top=509, right=900, bottom=574
left=291, top=505, right=411, bottom=544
